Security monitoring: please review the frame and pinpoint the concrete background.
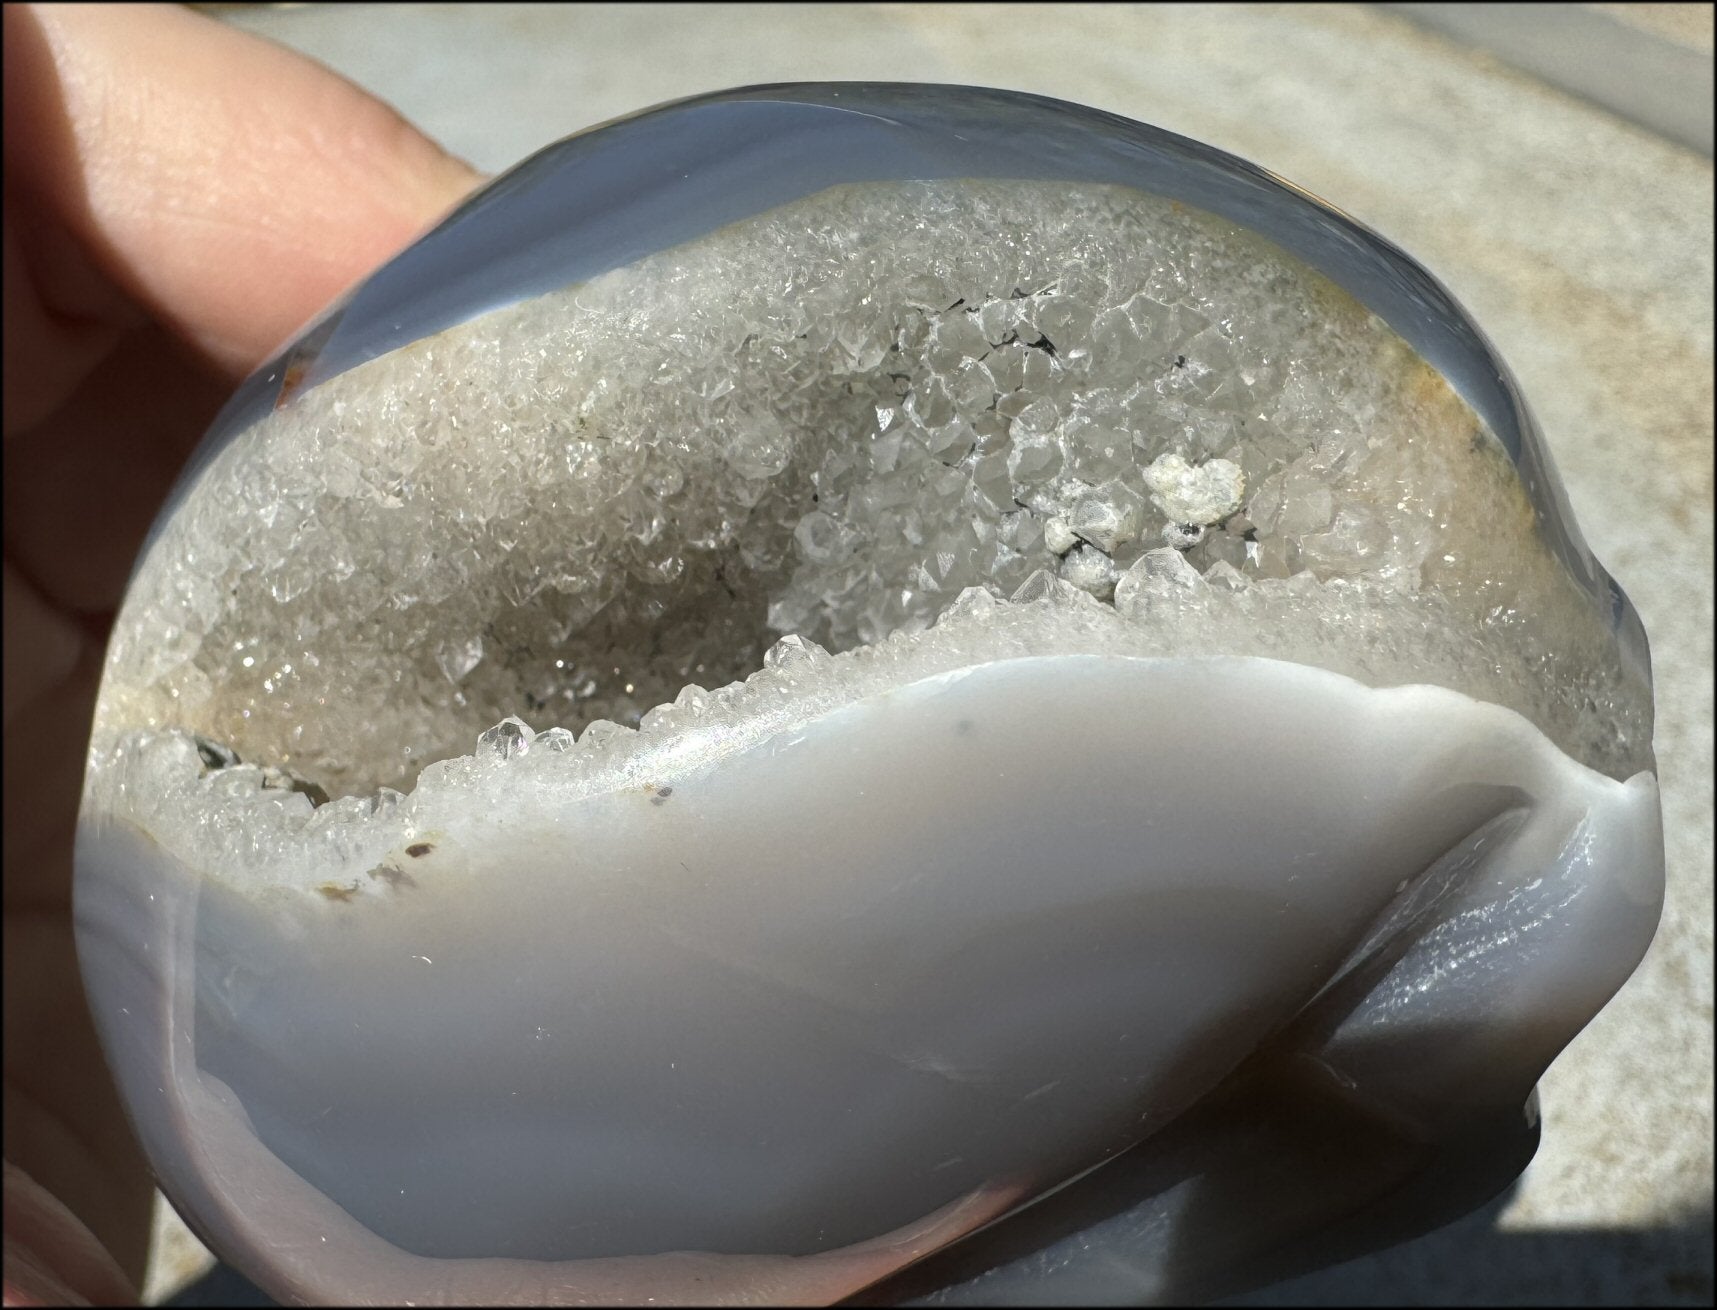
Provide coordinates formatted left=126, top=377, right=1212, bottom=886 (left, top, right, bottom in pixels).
left=1386, top=2, right=1713, bottom=153
left=151, top=3, right=1713, bottom=1304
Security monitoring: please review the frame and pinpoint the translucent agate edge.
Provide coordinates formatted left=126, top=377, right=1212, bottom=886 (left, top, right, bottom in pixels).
left=76, top=649, right=1662, bottom=1304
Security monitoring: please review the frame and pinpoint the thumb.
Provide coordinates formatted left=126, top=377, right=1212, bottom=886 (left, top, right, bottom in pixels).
left=3, top=2, right=484, bottom=379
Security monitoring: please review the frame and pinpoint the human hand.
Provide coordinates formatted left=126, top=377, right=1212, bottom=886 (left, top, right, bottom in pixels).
left=2, top=4, right=479, bottom=1301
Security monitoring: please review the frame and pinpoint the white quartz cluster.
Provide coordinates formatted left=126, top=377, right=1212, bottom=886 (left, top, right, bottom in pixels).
left=86, top=575, right=1517, bottom=897
left=93, top=179, right=1649, bottom=803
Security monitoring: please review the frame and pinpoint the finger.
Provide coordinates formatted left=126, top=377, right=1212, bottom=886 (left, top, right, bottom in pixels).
left=0, top=562, right=85, bottom=735
left=3, top=1152, right=139, bottom=1307
left=1, top=209, right=135, bottom=437
left=3, top=324, right=230, bottom=614
left=3, top=2, right=483, bottom=382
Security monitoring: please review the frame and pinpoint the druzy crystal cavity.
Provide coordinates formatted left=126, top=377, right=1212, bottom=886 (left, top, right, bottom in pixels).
left=76, top=85, right=1662, bottom=1306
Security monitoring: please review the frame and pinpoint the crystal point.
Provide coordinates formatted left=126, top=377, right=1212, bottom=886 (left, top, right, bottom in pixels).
left=477, top=715, right=534, bottom=761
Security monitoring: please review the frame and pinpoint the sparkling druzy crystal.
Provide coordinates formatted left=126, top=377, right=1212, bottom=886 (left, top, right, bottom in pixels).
left=76, top=86, right=1663, bottom=1305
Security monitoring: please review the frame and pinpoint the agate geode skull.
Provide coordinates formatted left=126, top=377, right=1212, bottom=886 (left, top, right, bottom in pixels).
left=75, top=85, right=1663, bottom=1305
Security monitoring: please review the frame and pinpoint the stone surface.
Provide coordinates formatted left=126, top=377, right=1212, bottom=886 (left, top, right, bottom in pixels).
left=82, top=92, right=1657, bottom=1304
left=134, top=4, right=1709, bottom=1306
left=88, top=648, right=1661, bottom=1304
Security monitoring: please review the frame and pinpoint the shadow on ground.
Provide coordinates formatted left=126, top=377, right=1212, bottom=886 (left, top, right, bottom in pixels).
left=168, top=1192, right=1714, bottom=1307
left=1214, top=1189, right=1715, bottom=1307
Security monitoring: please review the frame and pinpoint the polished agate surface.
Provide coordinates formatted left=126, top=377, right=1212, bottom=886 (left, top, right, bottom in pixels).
left=76, top=84, right=1663, bottom=1306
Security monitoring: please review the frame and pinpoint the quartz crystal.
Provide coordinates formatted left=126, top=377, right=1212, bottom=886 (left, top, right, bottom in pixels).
left=75, top=85, right=1663, bottom=1307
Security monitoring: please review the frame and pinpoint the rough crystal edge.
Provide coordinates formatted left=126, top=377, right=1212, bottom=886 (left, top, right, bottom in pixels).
left=82, top=579, right=1652, bottom=900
